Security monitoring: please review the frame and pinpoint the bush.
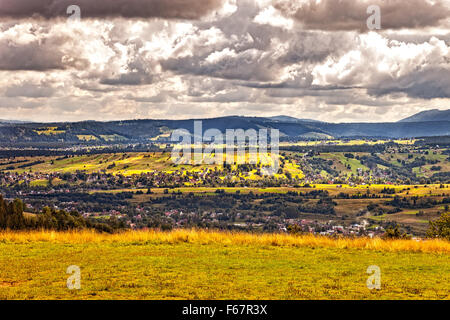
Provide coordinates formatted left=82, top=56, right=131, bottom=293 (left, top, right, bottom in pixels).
left=382, top=226, right=411, bottom=240
left=427, top=212, right=450, bottom=240
left=287, top=224, right=304, bottom=235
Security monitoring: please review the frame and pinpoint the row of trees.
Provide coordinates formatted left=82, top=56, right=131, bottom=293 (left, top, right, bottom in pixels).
left=0, top=195, right=122, bottom=232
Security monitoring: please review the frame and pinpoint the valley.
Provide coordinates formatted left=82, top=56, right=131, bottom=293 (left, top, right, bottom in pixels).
left=1, top=136, right=448, bottom=238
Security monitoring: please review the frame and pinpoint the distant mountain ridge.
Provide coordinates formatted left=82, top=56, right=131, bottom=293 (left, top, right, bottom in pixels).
left=0, top=113, right=449, bottom=144
left=265, top=116, right=324, bottom=123
left=399, top=109, right=450, bottom=122
left=0, top=119, right=32, bottom=124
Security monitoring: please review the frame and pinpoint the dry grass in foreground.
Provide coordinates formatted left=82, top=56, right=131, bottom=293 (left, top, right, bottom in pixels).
left=1, top=229, right=449, bottom=299
left=1, top=229, right=449, bottom=254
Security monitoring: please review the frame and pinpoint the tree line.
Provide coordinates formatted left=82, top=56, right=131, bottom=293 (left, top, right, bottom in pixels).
left=0, top=194, right=123, bottom=232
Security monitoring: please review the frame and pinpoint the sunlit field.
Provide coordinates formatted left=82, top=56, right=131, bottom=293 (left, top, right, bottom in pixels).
left=279, top=139, right=419, bottom=147
left=0, top=152, right=303, bottom=180
left=91, top=184, right=448, bottom=196
left=0, top=230, right=448, bottom=300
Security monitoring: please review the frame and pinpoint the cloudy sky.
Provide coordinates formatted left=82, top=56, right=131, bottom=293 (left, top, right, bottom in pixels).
left=0, top=0, right=450, bottom=123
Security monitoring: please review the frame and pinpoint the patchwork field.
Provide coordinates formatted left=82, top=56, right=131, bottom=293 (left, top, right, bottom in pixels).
left=2, top=146, right=448, bottom=183
left=0, top=152, right=304, bottom=180
left=0, top=230, right=449, bottom=300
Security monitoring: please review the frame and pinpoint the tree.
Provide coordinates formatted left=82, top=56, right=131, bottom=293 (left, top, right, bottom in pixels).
left=287, top=224, right=304, bottom=235
left=0, top=195, right=7, bottom=228
left=382, top=226, right=411, bottom=239
left=0, top=194, right=122, bottom=233
left=284, top=205, right=299, bottom=219
left=427, top=212, right=450, bottom=240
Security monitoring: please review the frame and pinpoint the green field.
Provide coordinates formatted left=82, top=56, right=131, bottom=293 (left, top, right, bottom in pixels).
left=0, top=231, right=448, bottom=300
left=0, top=152, right=304, bottom=180
left=317, top=153, right=370, bottom=176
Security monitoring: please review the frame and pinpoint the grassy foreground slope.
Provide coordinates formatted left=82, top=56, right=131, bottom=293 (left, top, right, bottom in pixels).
left=0, top=230, right=449, bottom=300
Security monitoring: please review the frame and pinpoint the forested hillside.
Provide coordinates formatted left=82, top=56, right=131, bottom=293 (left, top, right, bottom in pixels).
left=0, top=195, right=121, bottom=232
left=1, top=116, right=450, bottom=145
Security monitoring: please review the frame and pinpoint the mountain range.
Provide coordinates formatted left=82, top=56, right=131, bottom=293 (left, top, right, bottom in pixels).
left=0, top=109, right=448, bottom=144
left=0, top=119, right=31, bottom=124
left=397, top=109, right=450, bottom=122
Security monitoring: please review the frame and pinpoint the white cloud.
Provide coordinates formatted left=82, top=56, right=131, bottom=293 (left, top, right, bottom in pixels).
left=0, top=0, right=449, bottom=123
left=254, top=5, right=293, bottom=29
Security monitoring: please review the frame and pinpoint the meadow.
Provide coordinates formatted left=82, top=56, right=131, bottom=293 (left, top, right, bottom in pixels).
left=0, top=230, right=448, bottom=300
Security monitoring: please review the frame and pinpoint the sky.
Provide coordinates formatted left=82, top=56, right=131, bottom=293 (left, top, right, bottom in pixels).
left=0, top=0, right=450, bottom=123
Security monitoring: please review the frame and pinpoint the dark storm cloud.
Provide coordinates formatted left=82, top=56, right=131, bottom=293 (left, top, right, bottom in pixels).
left=4, top=81, right=56, bottom=97
left=0, top=36, right=88, bottom=71
left=161, top=49, right=278, bottom=82
left=160, top=1, right=283, bottom=82
left=100, top=48, right=156, bottom=86
left=274, top=0, right=450, bottom=31
left=100, top=72, right=154, bottom=86
left=160, top=1, right=356, bottom=84
left=99, top=39, right=156, bottom=86
left=276, top=31, right=355, bottom=65
left=0, top=0, right=225, bottom=19
left=369, top=67, right=450, bottom=99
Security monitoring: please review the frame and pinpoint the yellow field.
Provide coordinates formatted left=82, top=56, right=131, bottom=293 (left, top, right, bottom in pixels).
left=33, top=127, right=65, bottom=136
left=1, top=229, right=449, bottom=253
left=0, top=152, right=304, bottom=180
left=77, top=135, right=98, bottom=141
left=280, top=139, right=418, bottom=147
left=0, top=230, right=449, bottom=300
